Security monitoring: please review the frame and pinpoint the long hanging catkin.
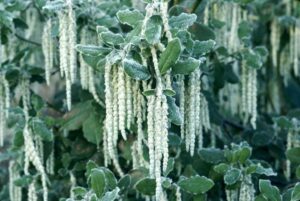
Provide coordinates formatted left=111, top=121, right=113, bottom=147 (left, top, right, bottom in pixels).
left=42, top=19, right=54, bottom=86
left=58, top=0, right=77, bottom=111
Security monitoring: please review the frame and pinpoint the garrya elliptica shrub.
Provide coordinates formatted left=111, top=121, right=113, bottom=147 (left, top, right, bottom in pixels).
left=0, top=0, right=300, bottom=200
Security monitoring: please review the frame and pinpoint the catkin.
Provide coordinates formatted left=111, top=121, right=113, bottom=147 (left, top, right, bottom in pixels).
left=58, top=0, right=77, bottom=111
left=270, top=19, right=280, bottom=68
left=118, top=67, right=127, bottom=139
left=42, top=19, right=54, bottom=86
left=9, top=161, right=22, bottom=201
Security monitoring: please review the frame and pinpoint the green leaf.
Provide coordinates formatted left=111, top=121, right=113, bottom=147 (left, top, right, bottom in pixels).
left=273, top=116, right=293, bottom=129
left=169, top=13, right=197, bottom=29
left=242, top=48, right=263, bottom=69
left=238, top=146, right=252, bottom=163
left=14, top=175, right=33, bottom=187
left=167, top=96, right=182, bottom=126
left=101, top=188, right=120, bottom=201
left=292, top=183, right=300, bottom=201
left=118, top=175, right=131, bottom=193
left=76, top=45, right=111, bottom=57
left=142, top=89, right=155, bottom=96
left=135, top=177, right=156, bottom=196
left=145, top=15, right=162, bottom=44
left=100, top=167, right=117, bottom=190
left=193, top=40, right=216, bottom=56
left=159, top=38, right=182, bottom=74
left=178, top=175, right=214, bottom=194
left=189, top=23, right=216, bottom=41
left=224, top=168, right=241, bottom=185
left=163, top=158, right=175, bottom=176
left=287, top=148, right=300, bottom=164
left=117, top=9, right=144, bottom=27
left=72, top=187, right=87, bottom=198
left=82, top=111, right=103, bottom=146
left=86, top=160, right=98, bottom=178
left=238, top=21, right=252, bottom=44
left=82, top=54, right=104, bottom=71
left=62, top=101, right=93, bottom=131
left=42, top=0, right=66, bottom=11
left=100, top=32, right=124, bottom=46
left=163, top=89, right=176, bottom=96
left=172, top=57, right=201, bottom=75
left=31, top=118, right=53, bottom=142
left=255, top=164, right=277, bottom=176
left=213, top=163, right=229, bottom=175
left=199, top=148, right=225, bottom=164
left=259, top=180, right=282, bottom=201
left=90, top=169, right=106, bottom=198
left=123, top=59, right=151, bottom=80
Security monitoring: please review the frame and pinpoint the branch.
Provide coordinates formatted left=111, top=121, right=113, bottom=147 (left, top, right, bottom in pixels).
left=14, top=33, right=41, bottom=46
left=191, top=0, right=202, bottom=13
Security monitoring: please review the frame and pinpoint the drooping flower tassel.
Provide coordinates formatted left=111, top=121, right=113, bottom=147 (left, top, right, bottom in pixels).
left=58, top=0, right=77, bottom=111
left=42, top=19, right=54, bottom=86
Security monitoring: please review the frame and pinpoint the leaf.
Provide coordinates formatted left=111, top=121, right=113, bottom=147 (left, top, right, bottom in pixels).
left=273, top=116, right=293, bottom=129
left=76, top=45, right=111, bottom=57
left=117, top=9, right=144, bottom=27
left=82, top=111, right=103, bottom=146
left=86, top=160, right=98, bottom=178
left=145, top=15, right=162, bottom=44
left=259, top=180, right=282, bottom=201
left=159, top=38, right=182, bottom=74
left=118, top=175, right=131, bottom=193
left=142, top=89, right=155, bottom=96
left=123, top=59, right=151, bottom=80
left=31, top=118, right=53, bottom=142
left=292, top=183, right=300, bottom=201
left=178, top=175, right=214, bottom=194
left=163, top=89, right=176, bottom=96
left=238, top=21, right=252, bottom=44
left=62, top=101, right=93, bottom=131
left=135, top=177, right=156, bottom=196
left=42, top=0, right=66, bottom=11
left=101, top=188, right=120, bottom=201
left=90, top=169, right=106, bottom=198
left=193, top=40, right=216, bottom=57
left=189, top=23, right=216, bottom=41
left=72, top=187, right=87, bottom=198
left=82, top=54, right=104, bottom=71
left=199, top=148, right=225, bottom=164
left=169, top=13, right=197, bottom=29
left=255, top=164, right=277, bottom=176
left=100, top=32, right=124, bottom=46
left=100, top=167, right=117, bottom=190
left=14, top=175, right=33, bottom=187
left=242, top=48, right=263, bottom=69
left=163, top=158, right=175, bottom=176
left=238, top=146, right=252, bottom=163
left=213, top=163, right=229, bottom=175
left=172, top=57, right=201, bottom=75
left=224, top=168, right=241, bottom=185
left=167, top=96, right=182, bottom=126
left=287, top=148, right=300, bottom=164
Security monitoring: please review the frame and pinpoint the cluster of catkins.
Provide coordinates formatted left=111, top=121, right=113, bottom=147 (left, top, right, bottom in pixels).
left=58, top=0, right=77, bottom=111
left=179, top=70, right=211, bottom=156
left=204, top=1, right=258, bottom=128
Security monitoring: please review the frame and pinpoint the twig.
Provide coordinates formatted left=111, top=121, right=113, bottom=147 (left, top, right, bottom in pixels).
left=191, top=0, right=202, bottom=13
left=14, top=33, right=41, bottom=46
